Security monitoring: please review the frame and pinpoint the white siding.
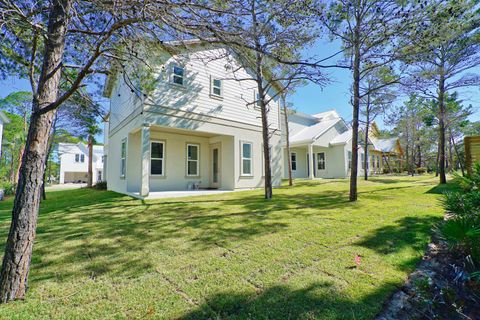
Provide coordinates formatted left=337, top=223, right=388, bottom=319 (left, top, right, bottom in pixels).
left=147, top=47, right=281, bottom=132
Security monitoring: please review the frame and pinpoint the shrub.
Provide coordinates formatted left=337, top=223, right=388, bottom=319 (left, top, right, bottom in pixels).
left=453, top=162, right=480, bottom=191
left=442, top=191, right=480, bottom=217
left=416, top=167, right=427, bottom=174
left=435, top=217, right=480, bottom=263
left=0, top=181, right=16, bottom=196
left=382, top=168, right=390, bottom=174
left=94, top=181, right=107, bottom=190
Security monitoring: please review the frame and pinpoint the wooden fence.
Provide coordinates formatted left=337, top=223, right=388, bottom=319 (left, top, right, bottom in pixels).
left=465, top=136, right=480, bottom=175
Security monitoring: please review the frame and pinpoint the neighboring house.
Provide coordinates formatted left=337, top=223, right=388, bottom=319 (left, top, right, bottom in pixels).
left=284, top=110, right=370, bottom=179
left=103, top=40, right=283, bottom=197
left=0, top=111, right=10, bottom=157
left=368, top=122, right=403, bottom=173
left=58, top=143, right=104, bottom=184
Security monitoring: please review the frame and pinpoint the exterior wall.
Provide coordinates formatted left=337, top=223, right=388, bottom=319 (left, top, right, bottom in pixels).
left=106, top=111, right=283, bottom=194
left=59, top=144, right=104, bottom=184
left=312, top=122, right=347, bottom=148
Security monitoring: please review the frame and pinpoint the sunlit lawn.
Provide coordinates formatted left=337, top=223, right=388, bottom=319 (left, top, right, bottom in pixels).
left=0, top=175, right=448, bottom=319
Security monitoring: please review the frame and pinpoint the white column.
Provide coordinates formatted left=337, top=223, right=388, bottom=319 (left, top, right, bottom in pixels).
left=140, top=125, right=150, bottom=197
left=308, top=144, right=314, bottom=179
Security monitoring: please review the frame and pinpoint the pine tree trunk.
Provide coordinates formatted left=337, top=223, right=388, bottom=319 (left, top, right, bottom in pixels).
left=282, top=96, right=293, bottom=187
left=0, top=0, right=71, bottom=303
left=87, top=134, right=93, bottom=188
left=438, top=63, right=447, bottom=184
left=349, top=18, right=361, bottom=202
left=364, top=94, right=370, bottom=181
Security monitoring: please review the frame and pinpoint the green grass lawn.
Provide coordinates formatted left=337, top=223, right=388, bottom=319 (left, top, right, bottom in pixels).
left=0, top=175, right=447, bottom=319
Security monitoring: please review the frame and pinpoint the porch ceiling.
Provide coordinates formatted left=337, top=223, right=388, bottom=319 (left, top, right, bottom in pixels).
left=148, top=125, right=220, bottom=138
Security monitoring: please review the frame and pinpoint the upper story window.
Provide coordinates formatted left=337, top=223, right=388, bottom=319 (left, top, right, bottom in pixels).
left=75, top=154, right=85, bottom=163
left=172, top=65, right=184, bottom=86
left=291, top=152, right=297, bottom=171
left=254, top=91, right=261, bottom=109
left=211, top=77, right=222, bottom=97
left=241, top=141, right=253, bottom=176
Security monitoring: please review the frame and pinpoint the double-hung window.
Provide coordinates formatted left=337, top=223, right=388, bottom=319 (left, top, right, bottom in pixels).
left=75, top=154, right=80, bottom=163
left=186, top=144, right=199, bottom=176
left=291, top=152, right=297, bottom=171
left=241, top=142, right=253, bottom=176
left=254, top=91, right=261, bottom=109
left=80, top=154, right=85, bottom=163
left=120, top=139, right=127, bottom=177
left=211, top=77, right=222, bottom=97
left=172, top=65, right=184, bottom=86
left=151, top=141, right=165, bottom=176
left=317, top=152, right=325, bottom=170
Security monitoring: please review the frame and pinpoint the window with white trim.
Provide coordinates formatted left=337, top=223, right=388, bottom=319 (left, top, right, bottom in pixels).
left=211, top=77, right=222, bottom=97
left=81, top=154, right=85, bottom=163
left=75, top=154, right=80, bottom=163
left=120, top=139, right=127, bottom=177
left=172, top=65, right=184, bottom=86
left=151, top=141, right=165, bottom=176
left=317, top=152, right=325, bottom=170
left=254, top=91, right=261, bottom=110
left=186, top=144, right=199, bottom=176
left=241, top=142, right=253, bottom=176
left=291, top=152, right=297, bottom=171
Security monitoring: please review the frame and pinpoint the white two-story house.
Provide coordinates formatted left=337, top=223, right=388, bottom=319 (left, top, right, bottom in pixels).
left=103, top=40, right=283, bottom=197
left=0, top=111, right=10, bottom=157
left=58, top=143, right=104, bottom=184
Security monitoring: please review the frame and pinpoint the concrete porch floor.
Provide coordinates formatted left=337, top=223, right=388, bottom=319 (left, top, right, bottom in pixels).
left=128, top=189, right=238, bottom=200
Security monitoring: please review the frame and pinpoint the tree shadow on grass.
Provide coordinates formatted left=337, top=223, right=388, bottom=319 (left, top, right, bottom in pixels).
left=179, top=281, right=398, bottom=320
left=355, top=215, right=443, bottom=271
left=0, top=187, right=360, bottom=283
left=426, top=182, right=461, bottom=195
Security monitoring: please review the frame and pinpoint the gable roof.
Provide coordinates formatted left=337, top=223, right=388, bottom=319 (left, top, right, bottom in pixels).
left=290, top=118, right=342, bottom=145
left=371, top=137, right=402, bottom=154
left=329, top=129, right=353, bottom=145
left=0, top=111, right=10, bottom=124
left=103, top=39, right=284, bottom=98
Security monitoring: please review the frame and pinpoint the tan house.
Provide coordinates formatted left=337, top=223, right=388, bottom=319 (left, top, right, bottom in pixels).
left=368, top=122, right=403, bottom=173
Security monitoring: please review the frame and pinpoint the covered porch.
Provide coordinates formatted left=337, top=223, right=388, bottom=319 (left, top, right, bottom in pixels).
left=126, top=125, right=235, bottom=197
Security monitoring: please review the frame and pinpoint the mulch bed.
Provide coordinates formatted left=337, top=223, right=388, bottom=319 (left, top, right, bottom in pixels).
left=376, top=237, right=480, bottom=320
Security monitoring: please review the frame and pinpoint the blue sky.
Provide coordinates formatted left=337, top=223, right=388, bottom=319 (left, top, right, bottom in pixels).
left=1, top=39, right=479, bottom=143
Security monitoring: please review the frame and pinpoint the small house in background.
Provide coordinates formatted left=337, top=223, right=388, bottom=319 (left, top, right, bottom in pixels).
left=0, top=111, right=10, bottom=157
left=368, top=122, right=403, bottom=173
left=58, top=143, right=104, bottom=184
left=465, top=136, right=480, bottom=175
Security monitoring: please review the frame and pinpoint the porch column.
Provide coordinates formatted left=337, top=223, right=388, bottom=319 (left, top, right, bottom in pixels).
left=308, top=144, right=315, bottom=179
left=140, top=124, right=150, bottom=197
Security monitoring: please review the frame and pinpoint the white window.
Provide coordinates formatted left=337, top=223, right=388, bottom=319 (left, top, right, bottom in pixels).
left=291, top=152, right=297, bottom=171
left=186, top=144, right=199, bottom=176
left=172, top=65, right=184, bottom=86
left=120, top=139, right=127, bottom=177
left=348, top=151, right=352, bottom=169
left=81, top=154, right=85, bottom=163
left=317, top=152, right=325, bottom=170
left=361, top=153, right=365, bottom=169
left=241, top=142, right=253, bottom=176
left=254, top=91, right=261, bottom=109
left=211, top=77, right=222, bottom=97
left=75, top=154, right=80, bottom=163
left=151, top=141, right=165, bottom=176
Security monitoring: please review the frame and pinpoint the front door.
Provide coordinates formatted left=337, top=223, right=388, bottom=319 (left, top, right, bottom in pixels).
left=210, top=144, right=221, bottom=188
